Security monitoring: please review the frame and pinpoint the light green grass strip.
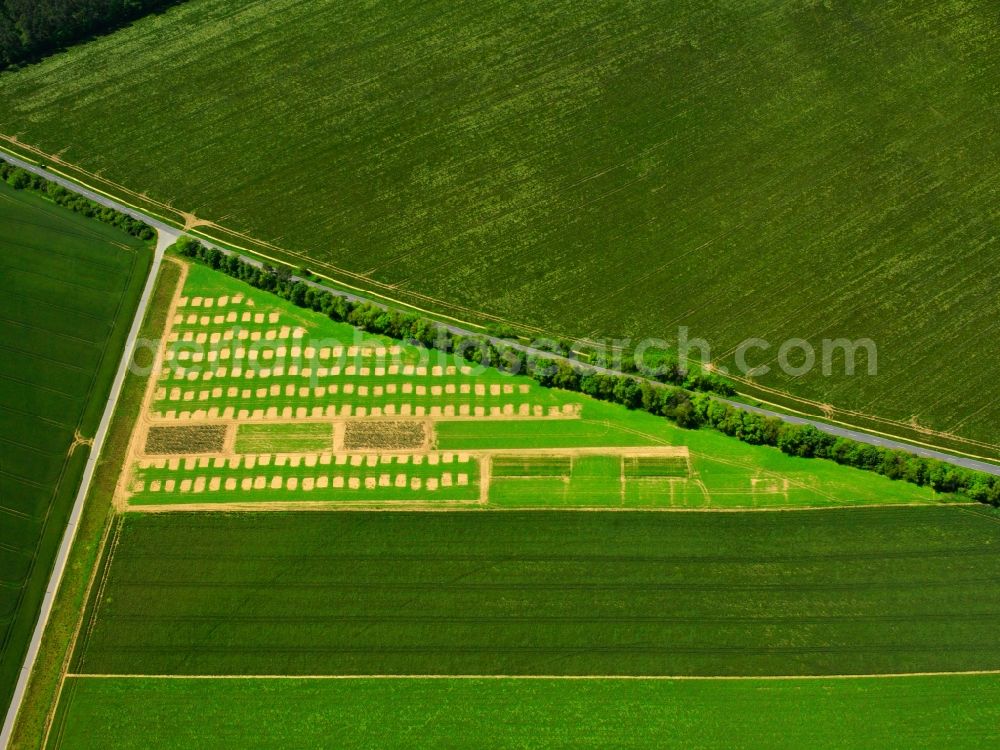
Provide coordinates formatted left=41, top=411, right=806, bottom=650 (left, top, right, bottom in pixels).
left=234, top=423, right=333, bottom=453
left=46, top=673, right=1000, bottom=749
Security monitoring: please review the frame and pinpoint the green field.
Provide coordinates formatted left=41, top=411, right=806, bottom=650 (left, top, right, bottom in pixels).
left=71, top=507, right=1000, bottom=677
left=233, top=423, right=333, bottom=454
left=0, top=183, right=151, bottom=713
left=44, top=674, right=1000, bottom=749
left=625, top=455, right=690, bottom=478
left=125, top=260, right=946, bottom=510
left=0, top=0, right=997, bottom=450
left=491, top=455, right=573, bottom=477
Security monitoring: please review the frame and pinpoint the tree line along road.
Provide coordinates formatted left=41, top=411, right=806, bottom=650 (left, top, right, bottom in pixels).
left=1, top=150, right=997, bottom=479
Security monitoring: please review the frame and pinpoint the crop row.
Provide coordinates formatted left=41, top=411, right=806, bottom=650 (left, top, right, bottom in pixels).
left=72, top=507, right=1000, bottom=676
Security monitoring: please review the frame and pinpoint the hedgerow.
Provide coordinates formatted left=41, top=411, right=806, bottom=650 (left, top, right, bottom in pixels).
left=0, top=159, right=155, bottom=240
left=176, top=236, right=1000, bottom=506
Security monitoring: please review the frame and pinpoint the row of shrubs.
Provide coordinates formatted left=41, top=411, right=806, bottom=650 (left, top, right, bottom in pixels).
left=487, top=318, right=735, bottom=396
left=0, top=159, right=155, bottom=240
left=177, top=236, right=1000, bottom=506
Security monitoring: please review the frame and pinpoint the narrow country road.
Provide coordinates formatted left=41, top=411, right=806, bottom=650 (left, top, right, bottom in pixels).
left=2, top=151, right=997, bottom=478
left=0, top=215, right=175, bottom=747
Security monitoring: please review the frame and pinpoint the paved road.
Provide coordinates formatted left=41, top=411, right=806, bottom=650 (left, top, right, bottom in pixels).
left=3, top=151, right=999, bottom=481
left=0, top=217, right=175, bottom=748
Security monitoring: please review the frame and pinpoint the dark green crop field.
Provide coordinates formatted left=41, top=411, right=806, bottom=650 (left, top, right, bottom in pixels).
left=0, top=0, right=997, bottom=448
left=74, top=506, right=1000, bottom=677
left=45, top=674, right=1000, bottom=750
left=0, top=183, right=151, bottom=714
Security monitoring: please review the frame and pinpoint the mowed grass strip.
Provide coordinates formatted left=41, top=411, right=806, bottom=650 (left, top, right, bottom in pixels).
left=45, top=674, right=1000, bottom=750
left=234, top=423, right=332, bottom=454
left=437, top=406, right=948, bottom=509
left=72, top=507, right=1000, bottom=677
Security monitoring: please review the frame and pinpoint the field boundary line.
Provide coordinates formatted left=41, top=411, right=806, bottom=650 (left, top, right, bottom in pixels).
left=121, top=501, right=973, bottom=514
left=0, top=228, right=173, bottom=749
left=61, top=670, right=1000, bottom=681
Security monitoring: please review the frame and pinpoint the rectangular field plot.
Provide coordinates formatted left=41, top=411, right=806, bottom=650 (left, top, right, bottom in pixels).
left=235, top=423, right=332, bottom=454
left=624, top=455, right=690, bottom=478
left=491, top=455, right=572, bottom=478
left=128, top=452, right=480, bottom=506
left=144, top=425, right=227, bottom=455
left=343, top=420, right=426, bottom=451
left=71, top=507, right=1000, bottom=677
left=488, top=451, right=684, bottom=507
left=45, top=674, right=1000, bottom=750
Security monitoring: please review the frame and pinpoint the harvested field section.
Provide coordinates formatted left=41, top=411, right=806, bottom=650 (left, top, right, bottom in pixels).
left=235, top=423, right=333, bottom=454
left=147, top=264, right=566, bottom=424
left=144, top=425, right=227, bottom=455
left=128, top=452, right=479, bottom=506
left=71, top=507, right=1000, bottom=677
left=343, top=421, right=426, bottom=451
